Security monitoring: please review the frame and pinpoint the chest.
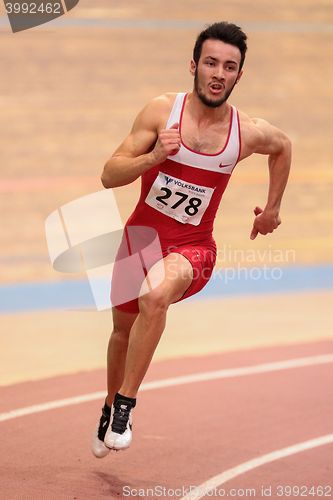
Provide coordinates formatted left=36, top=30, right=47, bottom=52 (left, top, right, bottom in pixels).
left=181, top=113, right=231, bottom=154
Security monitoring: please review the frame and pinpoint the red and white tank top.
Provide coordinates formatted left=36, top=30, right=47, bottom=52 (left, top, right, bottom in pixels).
left=126, top=92, right=241, bottom=250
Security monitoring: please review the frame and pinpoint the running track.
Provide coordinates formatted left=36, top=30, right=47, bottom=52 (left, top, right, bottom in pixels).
left=1, top=341, right=332, bottom=499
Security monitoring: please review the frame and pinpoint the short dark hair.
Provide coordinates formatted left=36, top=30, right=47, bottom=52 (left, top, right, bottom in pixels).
left=193, top=22, right=248, bottom=70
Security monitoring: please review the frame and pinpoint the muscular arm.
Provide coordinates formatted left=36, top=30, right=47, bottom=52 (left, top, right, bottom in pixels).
left=101, top=100, right=159, bottom=188
left=246, top=118, right=292, bottom=239
left=101, top=95, right=180, bottom=188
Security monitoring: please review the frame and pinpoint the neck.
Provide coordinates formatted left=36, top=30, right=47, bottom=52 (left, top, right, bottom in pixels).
left=186, top=91, right=230, bottom=125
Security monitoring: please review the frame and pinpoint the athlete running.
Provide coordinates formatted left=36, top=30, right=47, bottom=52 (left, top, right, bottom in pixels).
left=92, top=22, right=291, bottom=458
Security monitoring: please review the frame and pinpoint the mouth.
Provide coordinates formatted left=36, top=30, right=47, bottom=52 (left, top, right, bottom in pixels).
left=209, top=82, right=225, bottom=95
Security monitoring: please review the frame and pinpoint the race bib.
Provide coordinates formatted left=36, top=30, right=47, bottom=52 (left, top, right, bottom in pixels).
left=145, top=172, right=214, bottom=226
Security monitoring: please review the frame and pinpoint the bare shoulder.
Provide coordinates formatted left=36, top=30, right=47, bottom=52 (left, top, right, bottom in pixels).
left=111, top=93, right=178, bottom=158
left=147, top=92, right=177, bottom=109
left=132, top=93, right=177, bottom=132
left=237, top=110, right=291, bottom=159
left=238, top=110, right=268, bottom=145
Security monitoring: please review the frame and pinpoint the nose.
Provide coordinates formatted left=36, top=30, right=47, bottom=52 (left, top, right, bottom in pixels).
left=214, top=65, right=225, bottom=81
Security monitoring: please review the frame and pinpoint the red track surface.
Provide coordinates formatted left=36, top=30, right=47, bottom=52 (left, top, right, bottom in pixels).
left=1, top=341, right=333, bottom=499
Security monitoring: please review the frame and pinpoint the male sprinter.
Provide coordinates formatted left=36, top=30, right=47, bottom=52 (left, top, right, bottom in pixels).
left=92, top=22, right=291, bottom=457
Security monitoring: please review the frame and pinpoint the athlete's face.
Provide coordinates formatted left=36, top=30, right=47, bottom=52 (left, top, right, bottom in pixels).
left=191, top=39, right=243, bottom=108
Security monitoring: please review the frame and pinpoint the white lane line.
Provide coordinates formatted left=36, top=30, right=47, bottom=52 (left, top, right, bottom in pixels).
left=1, top=354, right=333, bottom=423
left=180, top=434, right=333, bottom=500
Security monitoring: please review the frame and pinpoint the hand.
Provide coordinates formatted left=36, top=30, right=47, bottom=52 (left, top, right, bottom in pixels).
left=150, top=123, right=181, bottom=165
left=250, top=206, right=281, bottom=240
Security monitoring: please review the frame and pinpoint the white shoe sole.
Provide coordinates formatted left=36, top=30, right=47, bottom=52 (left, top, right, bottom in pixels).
left=104, top=404, right=133, bottom=450
left=92, top=440, right=111, bottom=458
left=92, top=424, right=111, bottom=458
left=104, top=431, right=132, bottom=451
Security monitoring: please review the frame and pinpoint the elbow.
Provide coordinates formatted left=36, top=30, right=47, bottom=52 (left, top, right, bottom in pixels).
left=101, top=162, right=115, bottom=189
left=101, top=173, right=111, bottom=189
left=273, top=134, right=292, bottom=165
left=282, top=134, right=292, bottom=157
left=284, top=137, right=292, bottom=168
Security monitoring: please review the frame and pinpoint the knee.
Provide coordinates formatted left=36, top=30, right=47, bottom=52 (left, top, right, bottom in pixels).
left=110, top=326, right=130, bottom=344
left=139, top=288, right=170, bottom=316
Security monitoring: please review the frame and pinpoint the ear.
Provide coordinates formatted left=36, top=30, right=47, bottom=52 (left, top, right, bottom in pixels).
left=235, top=69, right=243, bottom=84
left=190, top=59, right=196, bottom=76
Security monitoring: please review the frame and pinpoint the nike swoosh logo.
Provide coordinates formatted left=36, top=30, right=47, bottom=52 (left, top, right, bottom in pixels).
left=219, top=163, right=233, bottom=169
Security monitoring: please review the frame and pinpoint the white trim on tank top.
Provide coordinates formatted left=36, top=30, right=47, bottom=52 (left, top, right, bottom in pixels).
left=165, top=92, right=240, bottom=174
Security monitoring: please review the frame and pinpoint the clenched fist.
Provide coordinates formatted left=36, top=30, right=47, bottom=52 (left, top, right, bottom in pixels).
left=150, top=123, right=181, bottom=165
left=250, top=206, right=281, bottom=240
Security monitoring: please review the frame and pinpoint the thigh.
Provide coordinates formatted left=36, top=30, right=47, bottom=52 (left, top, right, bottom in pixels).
left=139, top=252, right=194, bottom=305
left=171, top=246, right=216, bottom=303
left=111, top=226, right=163, bottom=313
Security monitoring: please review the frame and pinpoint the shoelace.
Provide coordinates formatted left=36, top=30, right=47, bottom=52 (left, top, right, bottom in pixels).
left=111, top=401, right=132, bottom=435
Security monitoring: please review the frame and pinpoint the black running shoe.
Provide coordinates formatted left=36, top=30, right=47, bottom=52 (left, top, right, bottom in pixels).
left=104, top=394, right=136, bottom=450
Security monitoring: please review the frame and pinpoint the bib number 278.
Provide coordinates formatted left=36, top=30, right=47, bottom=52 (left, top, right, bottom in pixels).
left=156, top=188, right=202, bottom=216
left=145, top=172, right=214, bottom=225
